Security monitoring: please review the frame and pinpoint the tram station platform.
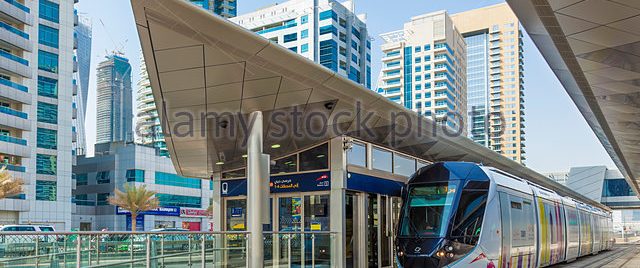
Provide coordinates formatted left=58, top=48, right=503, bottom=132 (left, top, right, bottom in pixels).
left=550, top=241, right=640, bottom=268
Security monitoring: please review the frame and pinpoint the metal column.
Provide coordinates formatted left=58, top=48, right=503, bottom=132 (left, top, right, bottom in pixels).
left=247, top=111, right=270, bottom=268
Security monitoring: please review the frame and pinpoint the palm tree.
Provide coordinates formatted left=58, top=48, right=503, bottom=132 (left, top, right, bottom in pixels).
left=108, top=183, right=159, bottom=231
left=0, top=166, right=22, bottom=199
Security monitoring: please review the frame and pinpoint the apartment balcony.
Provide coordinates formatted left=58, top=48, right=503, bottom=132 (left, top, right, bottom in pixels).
left=0, top=20, right=30, bottom=51
left=220, top=2, right=235, bottom=10
left=0, top=78, right=29, bottom=104
left=381, top=63, right=401, bottom=72
left=489, top=47, right=501, bottom=56
left=0, top=0, right=32, bottom=25
left=138, top=102, right=157, bottom=112
left=0, top=105, right=30, bottom=131
left=73, top=58, right=78, bottom=72
left=0, top=134, right=30, bottom=158
left=381, top=53, right=401, bottom=61
left=74, top=10, right=78, bottom=26
left=72, top=81, right=78, bottom=95
left=73, top=33, right=78, bottom=49
left=72, top=130, right=77, bottom=142
left=0, top=49, right=29, bottom=78
left=489, top=55, right=501, bottom=62
left=72, top=107, right=77, bottom=119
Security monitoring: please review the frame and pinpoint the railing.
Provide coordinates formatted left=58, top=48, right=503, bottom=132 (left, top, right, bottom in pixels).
left=0, top=134, right=26, bottom=145
left=0, top=21, right=28, bottom=39
left=0, top=77, right=27, bottom=92
left=0, top=106, right=27, bottom=119
left=0, top=231, right=336, bottom=267
left=4, top=0, right=29, bottom=13
left=0, top=49, right=28, bottom=66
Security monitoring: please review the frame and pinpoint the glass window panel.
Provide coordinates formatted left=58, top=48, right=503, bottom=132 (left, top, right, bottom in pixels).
left=372, top=147, right=392, bottom=173
left=39, top=0, right=59, bottom=23
left=38, top=50, right=59, bottom=73
left=96, top=171, right=111, bottom=184
left=299, top=143, right=328, bottom=171
left=393, top=153, right=415, bottom=176
left=37, top=101, right=57, bottom=124
left=38, top=76, right=58, bottom=98
left=157, top=193, right=201, bottom=208
left=347, top=142, right=366, bottom=167
left=155, top=172, right=201, bottom=189
left=36, top=180, right=56, bottom=201
left=38, top=24, right=59, bottom=48
left=36, top=154, right=56, bottom=175
left=126, top=169, right=145, bottom=182
left=271, top=154, right=297, bottom=174
left=222, top=169, right=246, bottom=179
left=37, top=127, right=57, bottom=150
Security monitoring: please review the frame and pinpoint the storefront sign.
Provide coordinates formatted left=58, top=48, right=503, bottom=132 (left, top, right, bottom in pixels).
left=220, top=172, right=331, bottom=197
left=116, top=206, right=180, bottom=216
left=126, top=214, right=144, bottom=231
left=180, top=208, right=208, bottom=218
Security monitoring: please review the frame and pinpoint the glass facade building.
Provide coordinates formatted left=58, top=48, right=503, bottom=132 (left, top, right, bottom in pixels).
left=72, top=143, right=212, bottom=231
left=231, top=0, right=371, bottom=89
left=464, top=33, right=489, bottom=146
left=187, top=0, right=237, bottom=18
left=96, top=55, right=133, bottom=144
left=377, top=11, right=467, bottom=132
left=451, top=3, right=526, bottom=163
left=0, top=0, right=79, bottom=229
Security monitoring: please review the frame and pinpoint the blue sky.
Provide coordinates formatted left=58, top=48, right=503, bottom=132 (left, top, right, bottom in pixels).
left=78, top=0, right=615, bottom=173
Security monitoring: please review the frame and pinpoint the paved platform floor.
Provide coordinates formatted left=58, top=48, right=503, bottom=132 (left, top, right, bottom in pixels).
left=550, top=243, right=640, bottom=268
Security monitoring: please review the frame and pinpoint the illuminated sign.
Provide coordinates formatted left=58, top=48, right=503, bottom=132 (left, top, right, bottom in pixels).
left=220, top=172, right=331, bottom=197
left=116, top=206, right=180, bottom=216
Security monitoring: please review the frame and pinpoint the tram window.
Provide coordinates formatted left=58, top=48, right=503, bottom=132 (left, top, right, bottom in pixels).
left=399, top=182, right=458, bottom=237
left=347, top=142, right=366, bottom=167
left=372, top=147, right=392, bottom=173
left=299, top=143, right=329, bottom=171
left=271, top=154, right=297, bottom=174
left=393, top=153, right=415, bottom=177
left=450, top=181, right=489, bottom=245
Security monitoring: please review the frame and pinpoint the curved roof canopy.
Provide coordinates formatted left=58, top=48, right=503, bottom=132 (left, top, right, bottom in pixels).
left=507, top=0, right=640, bottom=197
left=131, top=0, right=610, bottom=211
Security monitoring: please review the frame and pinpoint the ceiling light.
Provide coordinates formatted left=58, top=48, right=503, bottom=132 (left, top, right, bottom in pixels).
left=271, top=144, right=281, bottom=149
left=215, top=161, right=224, bottom=165
left=317, top=154, right=325, bottom=158
left=242, top=154, right=248, bottom=158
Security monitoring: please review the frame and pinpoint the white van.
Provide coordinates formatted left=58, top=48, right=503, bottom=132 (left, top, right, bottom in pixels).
left=0, top=225, right=56, bottom=232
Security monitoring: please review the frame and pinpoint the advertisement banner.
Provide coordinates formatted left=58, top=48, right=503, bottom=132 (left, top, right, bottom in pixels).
left=220, top=172, right=331, bottom=197
left=180, top=208, right=209, bottom=218
left=126, top=214, right=144, bottom=231
left=116, top=206, right=180, bottom=216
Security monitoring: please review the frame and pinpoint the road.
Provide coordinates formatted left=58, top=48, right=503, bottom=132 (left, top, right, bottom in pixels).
left=550, top=242, right=640, bottom=268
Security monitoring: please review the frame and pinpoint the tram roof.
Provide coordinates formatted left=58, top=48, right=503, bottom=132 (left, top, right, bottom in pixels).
left=130, top=0, right=610, bottom=211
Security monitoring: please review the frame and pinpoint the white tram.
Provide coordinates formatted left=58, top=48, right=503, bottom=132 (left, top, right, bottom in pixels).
left=395, top=162, right=614, bottom=268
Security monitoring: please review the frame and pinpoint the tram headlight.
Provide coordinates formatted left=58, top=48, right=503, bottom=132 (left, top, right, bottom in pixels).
left=445, top=245, right=454, bottom=252
left=397, top=250, right=404, bottom=257
left=446, top=252, right=454, bottom=259
left=436, top=250, right=445, bottom=258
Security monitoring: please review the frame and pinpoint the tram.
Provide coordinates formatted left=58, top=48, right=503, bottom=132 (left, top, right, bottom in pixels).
left=395, top=162, right=614, bottom=268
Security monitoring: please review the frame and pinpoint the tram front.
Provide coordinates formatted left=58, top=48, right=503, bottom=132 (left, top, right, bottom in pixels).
left=395, top=162, right=492, bottom=268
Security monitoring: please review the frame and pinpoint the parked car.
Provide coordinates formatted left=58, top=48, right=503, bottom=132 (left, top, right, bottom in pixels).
left=0, top=225, right=57, bottom=258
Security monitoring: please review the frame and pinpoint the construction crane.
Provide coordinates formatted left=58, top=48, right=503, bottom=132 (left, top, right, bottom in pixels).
left=99, top=18, right=127, bottom=57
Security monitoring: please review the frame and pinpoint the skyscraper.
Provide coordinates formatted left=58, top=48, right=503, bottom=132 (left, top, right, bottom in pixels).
left=231, top=0, right=372, bottom=88
left=135, top=0, right=238, bottom=155
left=187, top=0, right=237, bottom=18
left=96, top=55, right=133, bottom=144
left=0, top=0, right=79, bottom=230
left=377, top=11, right=467, bottom=132
left=451, top=3, right=526, bottom=163
left=72, top=14, right=92, bottom=156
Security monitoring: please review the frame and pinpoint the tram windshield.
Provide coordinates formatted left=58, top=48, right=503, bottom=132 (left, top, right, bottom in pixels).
left=399, top=181, right=458, bottom=237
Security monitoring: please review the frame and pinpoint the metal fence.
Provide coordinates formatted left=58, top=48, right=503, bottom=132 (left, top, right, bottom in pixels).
left=0, top=231, right=336, bottom=267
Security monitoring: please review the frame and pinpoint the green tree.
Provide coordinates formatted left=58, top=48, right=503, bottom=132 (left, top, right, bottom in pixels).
left=108, top=183, right=159, bottom=231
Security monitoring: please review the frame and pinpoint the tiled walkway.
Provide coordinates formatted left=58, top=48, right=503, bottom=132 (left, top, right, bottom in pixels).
left=550, top=242, right=640, bottom=268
